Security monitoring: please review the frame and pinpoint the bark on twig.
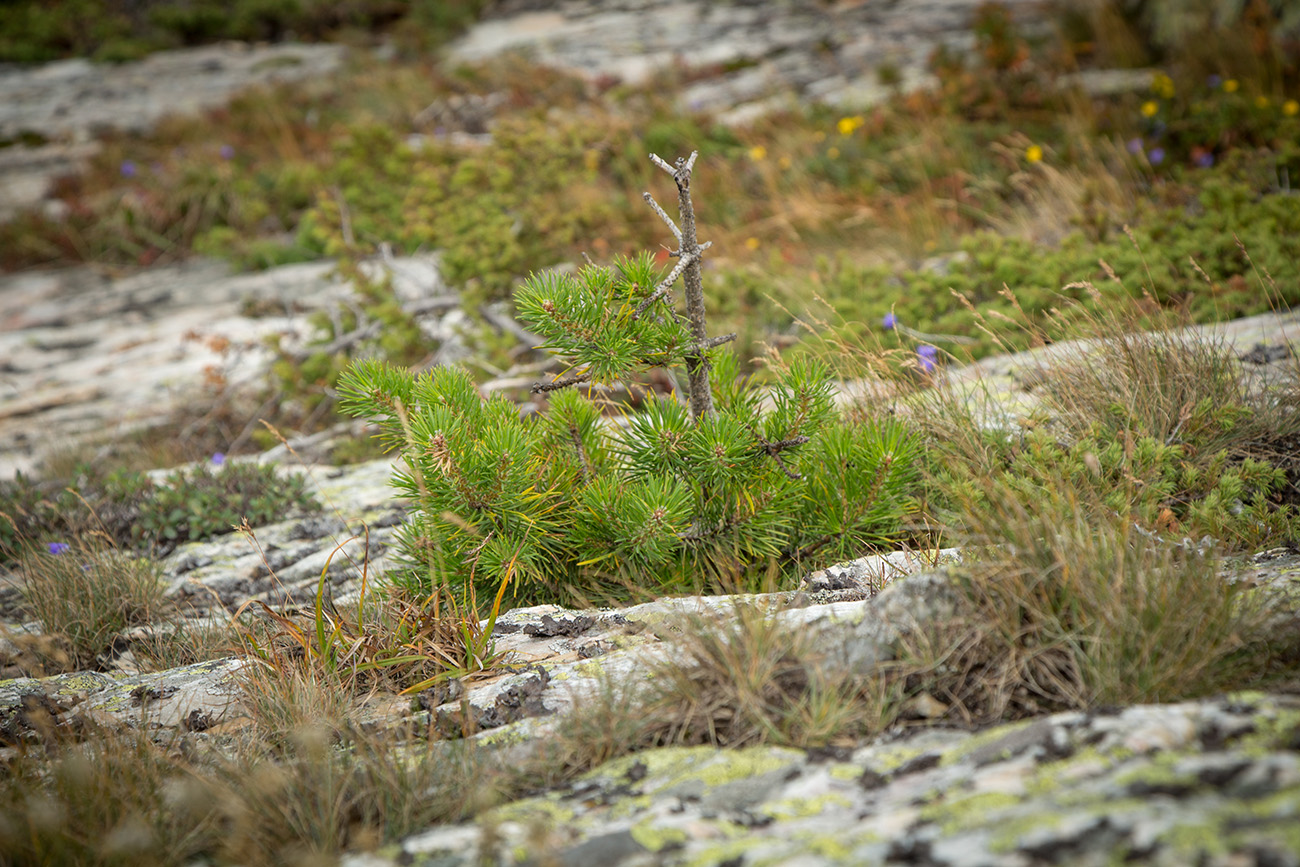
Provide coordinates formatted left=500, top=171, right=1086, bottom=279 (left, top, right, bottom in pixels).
left=531, top=371, right=592, bottom=394
left=642, top=192, right=682, bottom=243
left=649, top=150, right=715, bottom=422
left=632, top=241, right=712, bottom=320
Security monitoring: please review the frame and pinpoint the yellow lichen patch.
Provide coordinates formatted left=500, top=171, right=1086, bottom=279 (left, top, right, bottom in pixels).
left=856, top=744, right=927, bottom=774
left=1237, top=704, right=1300, bottom=757
left=938, top=718, right=1035, bottom=767
left=629, top=820, right=688, bottom=852
left=685, top=837, right=764, bottom=867
left=828, top=762, right=864, bottom=782
left=761, top=792, right=854, bottom=821
left=988, top=809, right=1067, bottom=854
left=792, top=830, right=861, bottom=860
left=481, top=793, right=576, bottom=828
left=588, top=745, right=803, bottom=795
left=1220, top=787, right=1300, bottom=853
left=1024, top=747, right=1115, bottom=797
left=919, top=791, right=1023, bottom=836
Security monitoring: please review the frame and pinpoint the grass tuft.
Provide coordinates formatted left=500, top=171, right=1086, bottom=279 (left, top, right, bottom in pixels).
left=18, top=538, right=167, bottom=672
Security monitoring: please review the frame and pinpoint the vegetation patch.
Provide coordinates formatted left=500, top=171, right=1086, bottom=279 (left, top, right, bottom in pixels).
left=2, top=3, right=1300, bottom=865
left=1, top=457, right=320, bottom=562
left=15, top=539, right=165, bottom=671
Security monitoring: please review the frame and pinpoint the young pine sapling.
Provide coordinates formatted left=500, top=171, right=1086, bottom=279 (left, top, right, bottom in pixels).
left=339, top=151, right=921, bottom=610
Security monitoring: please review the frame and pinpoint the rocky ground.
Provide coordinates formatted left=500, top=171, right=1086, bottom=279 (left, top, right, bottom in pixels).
left=2, top=2, right=1300, bottom=865
left=0, top=42, right=347, bottom=222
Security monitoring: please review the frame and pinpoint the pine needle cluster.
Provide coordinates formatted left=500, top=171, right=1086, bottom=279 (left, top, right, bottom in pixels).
left=339, top=151, right=922, bottom=609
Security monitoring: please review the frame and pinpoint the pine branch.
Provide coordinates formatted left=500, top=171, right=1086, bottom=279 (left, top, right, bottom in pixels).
left=746, top=420, right=810, bottom=481
left=689, top=333, right=737, bottom=354
left=569, top=421, right=593, bottom=483
left=642, top=192, right=682, bottom=243
left=531, top=371, right=592, bottom=394
left=632, top=241, right=712, bottom=320
left=648, top=150, right=715, bottom=423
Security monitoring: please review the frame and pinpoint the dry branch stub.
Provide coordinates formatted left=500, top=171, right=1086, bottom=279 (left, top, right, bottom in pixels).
left=647, top=150, right=717, bottom=422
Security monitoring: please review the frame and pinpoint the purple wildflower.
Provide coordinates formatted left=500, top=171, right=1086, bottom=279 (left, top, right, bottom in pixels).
left=1127, top=138, right=1143, bottom=155
left=48, top=542, right=70, bottom=555
left=1149, top=148, right=1166, bottom=165
left=1196, top=151, right=1214, bottom=168
left=120, top=160, right=137, bottom=178
left=1207, top=74, right=1223, bottom=89
left=917, top=344, right=938, bottom=373
left=219, top=144, right=235, bottom=160
left=882, top=312, right=898, bottom=330
left=211, top=452, right=225, bottom=466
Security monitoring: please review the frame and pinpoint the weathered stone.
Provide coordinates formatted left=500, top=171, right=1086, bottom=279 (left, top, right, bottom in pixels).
left=0, top=43, right=345, bottom=220
left=332, top=693, right=1300, bottom=867
left=449, top=0, right=1052, bottom=124
left=0, top=254, right=448, bottom=478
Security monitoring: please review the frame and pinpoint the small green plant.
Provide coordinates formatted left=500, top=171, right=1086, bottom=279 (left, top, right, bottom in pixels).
left=123, top=460, right=321, bottom=551
left=340, top=151, right=923, bottom=609
left=18, top=538, right=167, bottom=671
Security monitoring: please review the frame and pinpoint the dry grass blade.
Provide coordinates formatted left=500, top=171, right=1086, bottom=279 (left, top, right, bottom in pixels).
left=639, top=603, right=893, bottom=750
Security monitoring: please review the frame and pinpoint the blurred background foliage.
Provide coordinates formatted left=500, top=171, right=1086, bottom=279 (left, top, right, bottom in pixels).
left=1, top=0, right=1297, bottom=457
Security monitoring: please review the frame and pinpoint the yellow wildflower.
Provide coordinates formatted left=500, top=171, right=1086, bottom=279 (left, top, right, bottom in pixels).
left=1255, top=95, right=1270, bottom=109
left=1025, top=144, right=1043, bottom=163
left=1141, top=101, right=1158, bottom=118
left=1284, top=99, right=1299, bottom=116
left=1224, top=79, right=1239, bottom=93
left=836, top=115, right=865, bottom=136
left=778, top=155, right=792, bottom=170
left=745, top=237, right=760, bottom=251
left=1152, top=72, right=1175, bottom=99
left=749, top=145, right=767, bottom=161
